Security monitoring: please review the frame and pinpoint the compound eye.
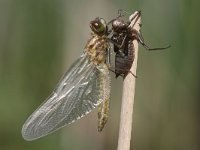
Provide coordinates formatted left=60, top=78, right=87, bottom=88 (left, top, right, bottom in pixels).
left=90, top=18, right=107, bottom=35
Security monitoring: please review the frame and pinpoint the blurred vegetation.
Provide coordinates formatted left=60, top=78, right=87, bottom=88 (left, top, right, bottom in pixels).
left=0, top=0, right=199, bottom=150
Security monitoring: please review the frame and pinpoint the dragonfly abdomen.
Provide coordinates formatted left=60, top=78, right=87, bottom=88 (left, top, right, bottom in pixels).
left=97, top=64, right=111, bottom=131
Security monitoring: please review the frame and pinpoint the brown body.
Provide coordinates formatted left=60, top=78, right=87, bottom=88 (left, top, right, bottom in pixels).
left=111, top=11, right=170, bottom=78
left=111, top=19, right=138, bottom=78
left=113, top=34, right=135, bottom=77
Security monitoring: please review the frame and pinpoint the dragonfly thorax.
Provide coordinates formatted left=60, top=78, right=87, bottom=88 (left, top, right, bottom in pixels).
left=85, top=34, right=109, bottom=65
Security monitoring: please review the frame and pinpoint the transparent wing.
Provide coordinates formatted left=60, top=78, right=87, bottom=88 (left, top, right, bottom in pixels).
left=22, top=54, right=110, bottom=141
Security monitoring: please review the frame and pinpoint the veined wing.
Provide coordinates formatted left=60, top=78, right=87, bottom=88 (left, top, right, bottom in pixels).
left=22, top=53, right=110, bottom=141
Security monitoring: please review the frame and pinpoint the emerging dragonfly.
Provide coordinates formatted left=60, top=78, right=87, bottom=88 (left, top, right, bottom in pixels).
left=111, top=10, right=170, bottom=78
left=22, top=17, right=111, bottom=141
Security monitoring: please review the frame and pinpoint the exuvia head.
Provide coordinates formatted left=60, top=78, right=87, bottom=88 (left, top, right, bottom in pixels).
left=112, top=17, right=128, bottom=32
left=90, top=18, right=108, bottom=36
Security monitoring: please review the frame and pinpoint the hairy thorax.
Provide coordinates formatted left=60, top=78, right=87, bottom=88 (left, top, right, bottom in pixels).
left=84, top=33, right=109, bottom=65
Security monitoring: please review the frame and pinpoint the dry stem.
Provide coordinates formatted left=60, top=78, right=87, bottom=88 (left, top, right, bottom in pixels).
left=117, top=12, right=141, bottom=150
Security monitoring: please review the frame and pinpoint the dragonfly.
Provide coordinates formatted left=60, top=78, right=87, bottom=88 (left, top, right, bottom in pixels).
left=22, top=17, right=112, bottom=141
left=110, top=10, right=171, bottom=78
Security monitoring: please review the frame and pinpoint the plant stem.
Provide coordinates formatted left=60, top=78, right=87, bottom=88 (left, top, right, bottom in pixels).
left=117, top=12, right=141, bottom=150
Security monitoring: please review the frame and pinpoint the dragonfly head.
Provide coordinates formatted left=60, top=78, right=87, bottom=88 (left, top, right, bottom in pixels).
left=90, top=18, right=108, bottom=36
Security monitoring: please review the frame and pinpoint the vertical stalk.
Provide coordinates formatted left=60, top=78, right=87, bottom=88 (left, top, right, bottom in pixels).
left=117, top=12, right=141, bottom=150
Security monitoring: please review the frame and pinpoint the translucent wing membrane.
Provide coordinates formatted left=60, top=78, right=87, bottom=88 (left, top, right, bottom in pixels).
left=22, top=54, right=110, bottom=141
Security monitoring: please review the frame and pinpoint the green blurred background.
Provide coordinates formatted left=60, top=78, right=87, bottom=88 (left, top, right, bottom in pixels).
left=0, top=0, right=199, bottom=150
